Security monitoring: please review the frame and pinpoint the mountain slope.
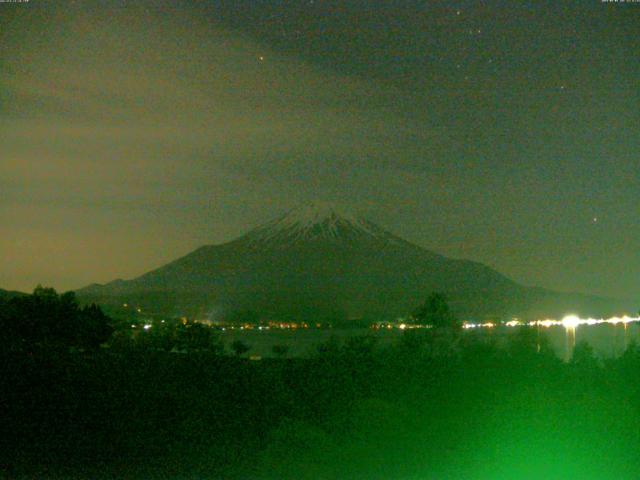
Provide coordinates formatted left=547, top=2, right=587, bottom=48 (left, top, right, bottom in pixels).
left=0, top=288, right=26, bottom=301
left=78, top=204, right=626, bottom=321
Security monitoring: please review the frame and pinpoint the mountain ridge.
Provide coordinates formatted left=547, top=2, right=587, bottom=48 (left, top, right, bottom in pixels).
left=77, top=204, right=630, bottom=321
left=0, top=288, right=26, bottom=300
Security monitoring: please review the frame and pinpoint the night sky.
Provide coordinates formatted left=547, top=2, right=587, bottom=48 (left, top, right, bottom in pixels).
left=1, top=1, right=638, bottom=299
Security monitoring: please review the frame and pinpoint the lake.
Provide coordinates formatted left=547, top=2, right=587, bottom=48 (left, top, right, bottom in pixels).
left=218, top=322, right=640, bottom=360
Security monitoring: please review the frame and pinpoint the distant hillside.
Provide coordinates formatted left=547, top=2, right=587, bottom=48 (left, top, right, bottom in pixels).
left=0, top=288, right=26, bottom=301
left=78, top=203, right=631, bottom=322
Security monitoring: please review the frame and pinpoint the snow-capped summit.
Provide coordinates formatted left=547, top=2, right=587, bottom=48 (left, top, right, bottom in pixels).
left=272, top=202, right=358, bottom=229
left=77, top=202, right=625, bottom=323
left=243, top=202, right=391, bottom=245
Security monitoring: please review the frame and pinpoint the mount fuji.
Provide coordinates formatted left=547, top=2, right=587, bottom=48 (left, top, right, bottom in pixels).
left=77, top=203, right=624, bottom=322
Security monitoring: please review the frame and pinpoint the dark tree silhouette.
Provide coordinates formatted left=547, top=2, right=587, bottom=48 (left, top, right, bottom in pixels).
left=231, top=339, right=251, bottom=357
left=342, top=335, right=378, bottom=358
left=316, top=335, right=342, bottom=357
left=272, top=344, right=290, bottom=358
left=77, top=303, right=114, bottom=349
left=175, top=322, right=212, bottom=351
left=571, top=341, right=598, bottom=369
left=0, top=286, right=113, bottom=350
left=413, top=292, right=459, bottom=329
left=399, top=328, right=429, bottom=353
left=507, top=325, right=554, bottom=360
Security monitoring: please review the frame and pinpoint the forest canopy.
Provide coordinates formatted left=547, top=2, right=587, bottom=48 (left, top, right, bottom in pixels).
left=0, top=286, right=113, bottom=349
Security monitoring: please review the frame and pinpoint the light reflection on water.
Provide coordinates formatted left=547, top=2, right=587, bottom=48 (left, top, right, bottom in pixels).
left=518, top=322, right=640, bottom=360
left=218, top=322, right=640, bottom=360
left=551, top=322, right=639, bottom=360
left=565, top=326, right=576, bottom=362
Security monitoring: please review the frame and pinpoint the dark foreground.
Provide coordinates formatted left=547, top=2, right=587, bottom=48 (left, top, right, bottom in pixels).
left=3, top=332, right=640, bottom=479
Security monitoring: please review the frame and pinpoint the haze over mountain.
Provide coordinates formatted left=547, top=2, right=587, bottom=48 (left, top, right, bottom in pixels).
left=78, top=203, right=629, bottom=322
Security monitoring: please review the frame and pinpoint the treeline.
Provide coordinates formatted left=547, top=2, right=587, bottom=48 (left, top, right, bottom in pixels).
left=3, top=288, right=640, bottom=478
left=0, top=286, right=113, bottom=350
left=0, top=287, right=458, bottom=356
left=3, top=323, right=640, bottom=479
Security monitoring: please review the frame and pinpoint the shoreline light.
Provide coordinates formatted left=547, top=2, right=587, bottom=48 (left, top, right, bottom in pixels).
left=463, top=315, right=640, bottom=330
left=561, top=315, right=580, bottom=329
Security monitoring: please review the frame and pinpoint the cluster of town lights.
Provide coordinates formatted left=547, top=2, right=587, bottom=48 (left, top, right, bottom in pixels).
left=130, top=315, right=640, bottom=331
left=463, top=315, right=640, bottom=330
